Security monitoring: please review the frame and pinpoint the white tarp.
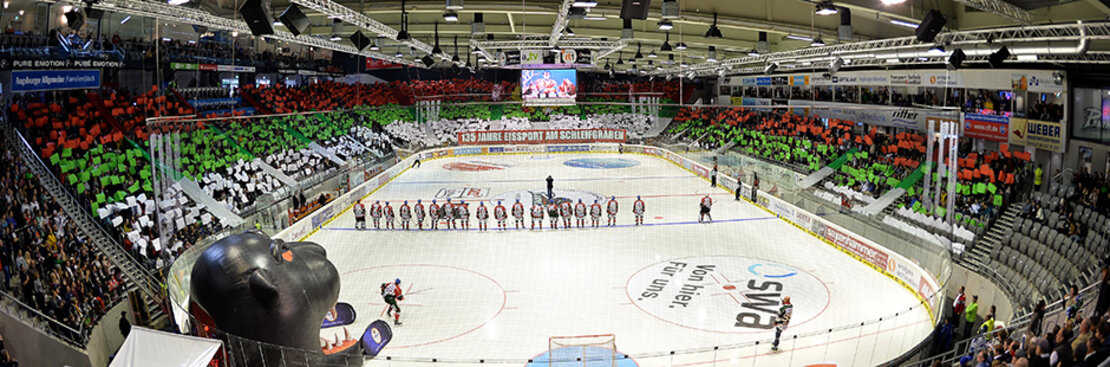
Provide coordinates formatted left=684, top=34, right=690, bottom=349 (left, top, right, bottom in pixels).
left=110, top=327, right=222, bottom=367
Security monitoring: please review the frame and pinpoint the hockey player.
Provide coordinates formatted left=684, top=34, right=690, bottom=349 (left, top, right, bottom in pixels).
left=399, top=201, right=412, bottom=230
left=444, top=198, right=456, bottom=229
left=699, top=194, right=713, bottom=223
left=457, top=200, right=470, bottom=230
left=559, top=200, right=572, bottom=229
left=414, top=199, right=426, bottom=230
left=381, top=278, right=405, bottom=326
left=607, top=196, right=619, bottom=227
left=476, top=201, right=489, bottom=231
left=383, top=201, right=395, bottom=230
left=574, top=199, right=587, bottom=228
left=370, top=201, right=383, bottom=229
left=429, top=199, right=441, bottom=230
left=633, top=196, right=645, bottom=225
left=494, top=200, right=508, bottom=230
left=547, top=200, right=560, bottom=229
left=512, top=199, right=525, bottom=229
left=353, top=200, right=366, bottom=230
left=771, top=296, right=792, bottom=351
left=589, top=199, right=602, bottom=228
left=531, top=201, right=545, bottom=230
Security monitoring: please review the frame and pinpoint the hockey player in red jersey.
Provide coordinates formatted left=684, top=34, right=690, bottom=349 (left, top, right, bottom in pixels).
left=699, top=194, right=713, bottom=223
left=559, top=200, right=572, bottom=229
left=633, top=196, right=645, bottom=225
left=399, top=201, right=412, bottom=230
left=370, top=201, right=383, bottom=229
left=444, top=198, right=456, bottom=230
left=414, top=199, right=426, bottom=230
left=382, top=278, right=404, bottom=326
left=429, top=200, right=441, bottom=230
left=607, top=196, right=619, bottom=226
left=383, top=201, right=395, bottom=229
left=512, top=199, right=525, bottom=229
left=574, top=199, right=587, bottom=228
left=476, top=201, right=489, bottom=231
left=457, top=200, right=470, bottom=230
left=494, top=201, right=507, bottom=230
left=547, top=201, right=560, bottom=229
left=353, top=200, right=366, bottom=230
left=531, top=201, right=544, bottom=229
left=590, top=199, right=602, bottom=228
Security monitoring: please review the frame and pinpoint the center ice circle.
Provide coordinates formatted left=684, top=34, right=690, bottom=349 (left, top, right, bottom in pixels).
left=626, top=256, right=832, bottom=334
left=563, top=158, right=641, bottom=169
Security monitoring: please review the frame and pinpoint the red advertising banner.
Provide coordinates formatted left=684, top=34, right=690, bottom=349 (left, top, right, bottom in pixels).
left=365, top=58, right=403, bottom=70
left=457, top=129, right=627, bottom=145
left=198, top=64, right=218, bottom=71
left=822, top=226, right=889, bottom=271
left=963, top=113, right=1010, bottom=142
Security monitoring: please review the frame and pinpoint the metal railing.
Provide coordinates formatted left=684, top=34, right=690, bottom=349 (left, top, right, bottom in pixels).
left=0, top=290, right=89, bottom=347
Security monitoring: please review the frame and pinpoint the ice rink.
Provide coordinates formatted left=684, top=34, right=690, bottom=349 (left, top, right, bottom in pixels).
left=306, top=153, right=934, bottom=366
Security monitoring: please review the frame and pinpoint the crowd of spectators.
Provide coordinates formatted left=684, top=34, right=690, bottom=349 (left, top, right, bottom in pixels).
left=0, top=131, right=125, bottom=339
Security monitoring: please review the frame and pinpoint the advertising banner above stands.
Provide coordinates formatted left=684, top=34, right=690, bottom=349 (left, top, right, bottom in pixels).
left=11, top=69, right=100, bottom=92
left=364, top=58, right=403, bottom=70
left=963, top=113, right=1010, bottom=142
left=1071, top=87, right=1110, bottom=144
left=729, top=69, right=1064, bottom=93
left=457, top=129, right=627, bottom=145
left=787, top=101, right=959, bottom=131
left=1009, top=118, right=1065, bottom=152
left=171, top=62, right=256, bottom=73
left=4, top=59, right=124, bottom=69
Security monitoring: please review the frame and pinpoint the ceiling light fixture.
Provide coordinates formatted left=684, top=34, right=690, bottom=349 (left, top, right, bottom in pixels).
left=565, top=26, right=575, bottom=36
left=658, top=19, right=673, bottom=31
left=329, top=34, right=341, bottom=41
left=370, top=37, right=380, bottom=51
left=707, top=46, right=717, bottom=62
left=889, top=19, right=918, bottom=28
left=675, top=42, right=687, bottom=50
left=572, top=0, right=597, bottom=7
left=748, top=49, right=760, bottom=57
left=811, top=37, right=825, bottom=47
left=648, top=50, right=657, bottom=58
left=815, top=1, right=838, bottom=16
left=704, top=13, right=723, bottom=39
left=621, top=19, right=633, bottom=40
left=634, top=43, right=644, bottom=59
left=786, top=34, right=813, bottom=42
left=660, top=32, right=672, bottom=52
left=445, top=0, right=463, bottom=10
left=443, top=11, right=458, bottom=22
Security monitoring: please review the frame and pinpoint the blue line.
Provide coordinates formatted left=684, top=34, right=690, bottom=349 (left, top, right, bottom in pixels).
left=392, top=175, right=695, bottom=185
left=322, top=216, right=776, bottom=232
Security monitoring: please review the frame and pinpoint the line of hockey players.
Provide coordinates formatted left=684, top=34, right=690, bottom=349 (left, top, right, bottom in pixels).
left=352, top=196, right=647, bottom=231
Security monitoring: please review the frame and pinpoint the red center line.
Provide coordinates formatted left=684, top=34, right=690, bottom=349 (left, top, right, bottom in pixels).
left=708, top=273, right=722, bottom=285
left=727, top=293, right=743, bottom=305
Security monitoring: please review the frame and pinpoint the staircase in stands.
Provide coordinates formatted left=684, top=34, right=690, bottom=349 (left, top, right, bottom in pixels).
left=6, top=126, right=168, bottom=328
left=964, top=203, right=1021, bottom=269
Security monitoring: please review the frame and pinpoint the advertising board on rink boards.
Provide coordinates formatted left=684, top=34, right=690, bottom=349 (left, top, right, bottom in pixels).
left=457, top=129, right=627, bottom=145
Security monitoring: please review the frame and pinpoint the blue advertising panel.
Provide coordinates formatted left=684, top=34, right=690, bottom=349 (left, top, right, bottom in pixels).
left=12, top=69, right=100, bottom=92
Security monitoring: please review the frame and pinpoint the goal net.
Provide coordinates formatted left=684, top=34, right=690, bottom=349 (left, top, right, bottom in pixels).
left=548, top=334, right=618, bottom=367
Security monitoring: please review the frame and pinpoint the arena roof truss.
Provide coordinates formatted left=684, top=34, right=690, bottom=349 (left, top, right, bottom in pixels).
left=93, top=0, right=422, bottom=67
left=664, top=21, right=1110, bottom=78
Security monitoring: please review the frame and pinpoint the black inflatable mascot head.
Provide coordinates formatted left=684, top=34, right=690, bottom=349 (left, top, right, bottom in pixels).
left=191, top=231, right=340, bottom=355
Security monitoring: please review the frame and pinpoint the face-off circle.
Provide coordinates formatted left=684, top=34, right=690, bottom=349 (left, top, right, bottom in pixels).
left=341, top=264, right=506, bottom=348
left=563, top=158, right=641, bottom=169
left=626, top=256, right=831, bottom=334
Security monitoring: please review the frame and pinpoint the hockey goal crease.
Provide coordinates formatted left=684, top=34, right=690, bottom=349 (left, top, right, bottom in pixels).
left=547, top=334, right=618, bottom=367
